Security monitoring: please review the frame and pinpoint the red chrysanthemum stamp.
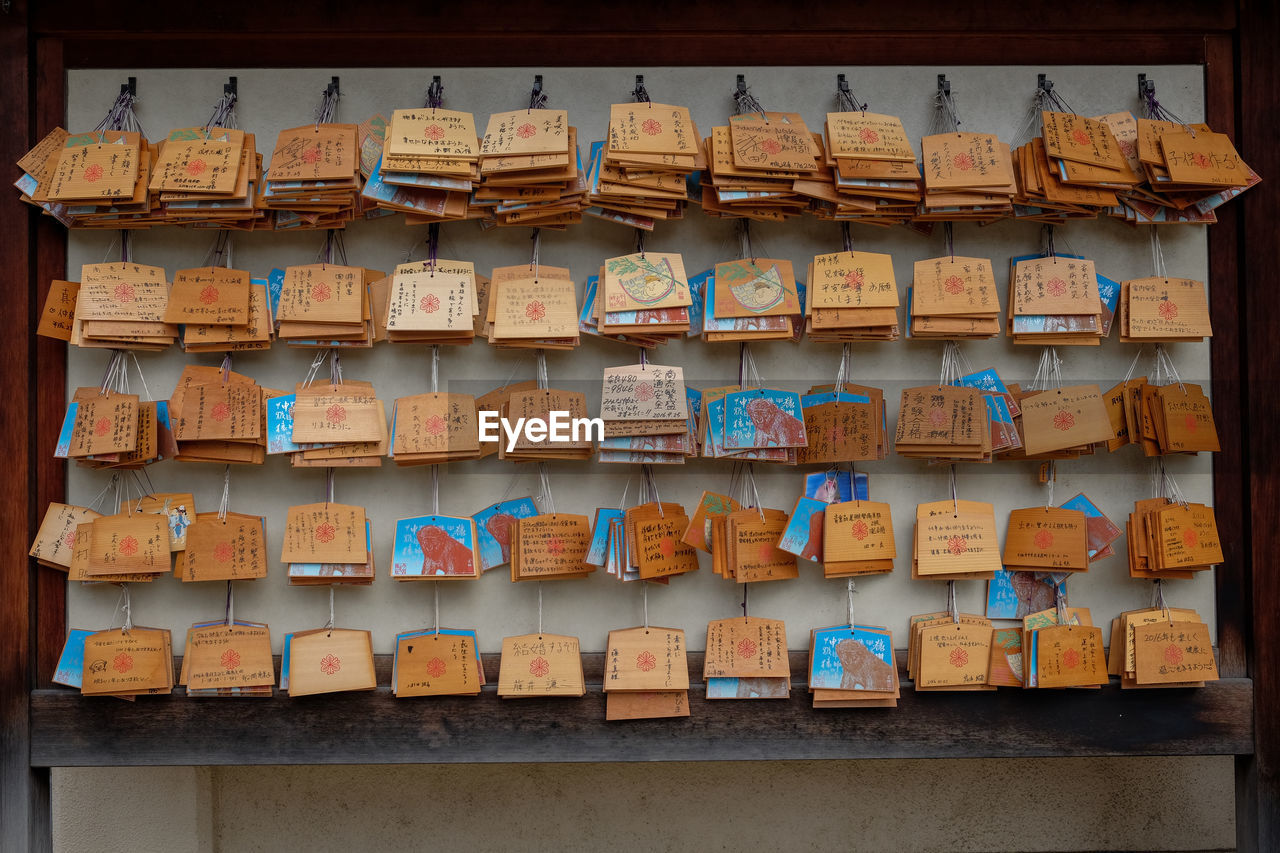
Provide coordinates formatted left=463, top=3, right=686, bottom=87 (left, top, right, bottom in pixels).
left=419, top=294, right=440, bottom=313
left=949, top=647, right=969, bottom=668
left=221, top=648, right=241, bottom=670
left=1053, top=410, right=1075, bottom=431
left=1034, top=529, right=1054, bottom=550
left=1118, top=139, right=1136, bottom=159
left=851, top=520, right=870, bottom=541
left=424, top=414, right=447, bottom=436
left=112, top=652, right=134, bottom=674
left=943, top=274, right=965, bottom=295
left=314, top=521, right=337, bottom=544
left=425, top=657, right=447, bottom=678
left=424, top=124, right=446, bottom=141
left=928, top=407, right=949, bottom=427
left=311, top=282, right=332, bottom=302
left=642, top=118, right=662, bottom=136
left=186, top=158, right=208, bottom=177
left=634, top=382, right=655, bottom=402
left=1046, top=277, right=1068, bottom=297
left=1158, top=301, right=1179, bottom=321
left=859, top=127, right=880, bottom=144
left=1183, top=528, right=1199, bottom=549
left=326, top=404, right=346, bottom=424
left=659, top=537, right=676, bottom=558
left=529, top=656, right=550, bottom=678
left=525, top=301, right=546, bottom=322
left=213, top=541, right=234, bottom=563
left=760, top=138, right=783, bottom=155
left=516, top=123, right=536, bottom=139
left=84, top=163, right=104, bottom=183
left=757, top=542, right=775, bottom=562
left=94, top=417, right=112, bottom=437
left=952, top=152, right=975, bottom=171
left=199, top=284, right=220, bottom=305
left=547, top=536, right=565, bottom=556
left=64, top=529, right=78, bottom=549
left=1070, top=128, right=1091, bottom=146
left=302, top=146, right=322, bottom=164
left=1062, top=648, right=1081, bottom=669
left=118, top=535, right=139, bottom=557
left=1184, top=414, right=1198, bottom=433
left=1163, top=644, right=1184, bottom=665
left=1192, top=152, right=1211, bottom=170
left=114, top=282, right=136, bottom=302
left=636, top=650, right=657, bottom=672
left=844, top=269, right=864, bottom=290
left=320, top=654, right=341, bottom=675
left=211, top=402, right=231, bottom=422
left=737, top=638, right=758, bottom=659
left=947, top=535, right=968, bottom=556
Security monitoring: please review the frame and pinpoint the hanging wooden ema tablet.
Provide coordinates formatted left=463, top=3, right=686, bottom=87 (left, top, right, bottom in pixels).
left=916, top=620, right=995, bottom=690
left=150, top=127, right=245, bottom=194
left=894, top=385, right=990, bottom=461
left=181, top=511, right=268, bottom=582
left=30, top=503, right=102, bottom=571
left=807, top=250, right=900, bottom=342
left=809, top=624, right=899, bottom=707
left=510, top=513, right=594, bottom=580
left=390, top=392, right=480, bottom=464
left=909, top=255, right=1001, bottom=339
left=913, top=499, right=1000, bottom=579
left=83, top=510, right=170, bottom=578
left=725, top=507, right=797, bottom=583
left=1035, top=624, right=1108, bottom=688
left=81, top=627, right=174, bottom=696
left=498, top=633, right=585, bottom=698
left=1008, top=254, right=1103, bottom=345
left=47, top=131, right=142, bottom=202
left=798, top=382, right=887, bottom=464
left=73, top=262, right=177, bottom=349
left=162, top=266, right=251, bottom=326
left=598, top=363, right=688, bottom=464
left=1131, top=615, right=1218, bottom=686
left=604, top=626, right=690, bottom=720
left=1002, top=506, right=1089, bottom=573
left=496, top=387, right=593, bottom=462
left=280, top=502, right=367, bottom=564
left=286, top=628, right=376, bottom=697
left=390, top=514, right=480, bottom=580
left=384, top=259, right=479, bottom=342
left=1018, top=384, right=1115, bottom=456
left=488, top=263, right=579, bottom=348
left=395, top=630, right=483, bottom=697
left=624, top=502, right=699, bottom=580
left=822, top=499, right=896, bottom=577
left=1120, top=277, right=1212, bottom=342
left=704, top=617, right=789, bottom=699
left=183, top=622, right=274, bottom=693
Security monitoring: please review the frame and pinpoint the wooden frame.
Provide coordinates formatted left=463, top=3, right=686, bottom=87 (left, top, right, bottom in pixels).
left=2, top=2, right=1275, bottom=851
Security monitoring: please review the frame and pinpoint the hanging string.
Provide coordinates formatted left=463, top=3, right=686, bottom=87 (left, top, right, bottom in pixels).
left=94, top=84, right=147, bottom=137
left=529, top=227, right=542, bottom=280
left=325, top=467, right=336, bottom=505
left=203, top=84, right=238, bottom=139
left=1044, top=460, right=1056, bottom=509
left=949, top=463, right=959, bottom=517
left=946, top=579, right=959, bottom=624
left=117, top=583, right=134, bottom=634
left=225, top=580, right=235, bottom=628
left=314, top=79, right=339, bottom=130
left=642, top=581, right=649, bottom=631
left=537, top=462, right=556, bottom=515
left=742, top=584, right=749, bottom=619
left=931, top=81, right=962, bottom=134
left=425, top=76, right=444, bottom=111
left=846, top=578, right=857, bottom=627
left=833, top=343, right=851, bottom=403
left=217, top=465, right=231, bottom=522
left=537, top=582, right=544, bottom=638
left=732, top=79, right=767, bottom=119
left=430, top=465, right=440, bottom=515
left=1055, top=580, right=1070, bottom=626
left=835, top=75, right=867, bottom=113
left=745, top=463, right=766, bottom=522
left=943, top=222, right=955, bottom=260
left=1149, top=228, right=1169, bottom=278
left=432, top=582, right=440, bottom=633
left=325, top=586, right=335, bottom=637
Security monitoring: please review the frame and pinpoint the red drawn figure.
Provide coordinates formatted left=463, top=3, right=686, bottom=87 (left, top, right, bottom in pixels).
left=118, top=536, right=139, bottom=557
left=63, top=529, right=78, bottom=549
left=424, top=124, right=446, bottom=141
left=1062, top=648, right=1081, bottom=669
left=760, top=138, right=783, bottom=155
left=419, top=294, right=440, bottom=313
left=213, top=542, right=234, bottom=563
left=516, top=123, right=537, bottom=139
left=928, top=407, right=949, bottom=428
left=642, top=118, right=663, bottom=136
left=843, top=269, right=864, bottom=290
left=211, top=402, right=231, bottom=422
left=949, top=647, right=969, bottom=668
left=634, top=382, right=655, bottom=402
left=425, top=657, right=447, bottom=678
left=1034, top=529, right=1054, bottom=550
left=952, top=151, right=975, bottom=171
left=1163, top=644, right=1185, bottom=665
left=547, top=536, right=565, bottom=556
left=524, top=300, right=546, bottom=322
left=415, top=525, right=474, bottom=576
left=745, top=398, right=806, bottom=446
left=1183, top=528, right=1199, bottom=549
left=221, top=649, right=241, bottom=670
left=114, top=282, right=136, bottom=302
left=186, top=158, right=208, bottom=177
left=1070, top=128, right=1091, bottom=146
left=93, top=417, right=112, bottom=437
left=1046, top=277, right=1068, bottom=297
left=199, top=284, right=220, bottom=305
left=659, top=537, right=676, bottom=558
left=737, top=638, right=758, bottom=659
left=1184, top=414, right=1198, bottom=433
left=947, top=535, right=968, bottom=556
left=1192, top=152, right=1212, bottom=170
left=636, top=650, right=657, bottom=672
left=424, top=414, right=447, bottom=436
left=325, top=404, right=346, bottom=424
left=529, top=656, right=550, bottom=678
left=311, top=281, right=332, bottom=302
left=302, top=146, right=322, bottom=164
left=851, top=520, right=870, bottom=541
left=485, top=513, right=517, bottom=564
left=859, top=127, right=880, bottom=144
left=112, top=652, right=134, bottom=674
left=83, top=163, right=105, bottom=183
left=1158, top=301, right=1179, bottom=321
left=314, top=522, right=337, bottom=544
left=943, top=275, right=965, bottom=295
left=1053, top=410, right=1076, bottom=431
left=320, top=654, right=341, bottom=675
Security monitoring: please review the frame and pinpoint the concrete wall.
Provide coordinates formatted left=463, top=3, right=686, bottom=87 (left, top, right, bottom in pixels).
left=53, top=758, right=1235, bottom=852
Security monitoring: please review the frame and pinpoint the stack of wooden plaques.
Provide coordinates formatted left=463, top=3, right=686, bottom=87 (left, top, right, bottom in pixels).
left=584, top=102, right=699, bottom=228
left=510, top=512, right=595, bottom=581
left=79, top=627, right=175, bottom=698
left=283, top=628, right=377, bottom=696
left=1117, top=276, right=1212, bottom=342
left=287, top=379, right=387, bottom=469
left=389, top=392, right=479, bottom=465
left=389, top=514, right=480, bottom=580
left=1127, top=497, right=1223, bottom=579
left=704, top=616, right=790, bottom=700
left=585, top=505, right=667, bottom=584
left=30, top=502, right=104, bottom=573
left=708, top=507, right=797, bottom=583
left=909, top=611, right=996, bottom=691
left=78, top=506, right=174, bottom=581
left=276, top=263, right=379, bottom=347
left=798, top=383, right=888, bottom=464
left=1010, top=384, right=1115, bottom=459
left=1111, top=379, right=1219, bottom=456
left=1002, top=506, right=1090, bottom=574
left=603, top=626, right=690, bottom=720
left=912, top=499, right=1000, bottom=580
left=34, top=130, right=149, bottom=228
left=393, top=628, right=485, bottom=698
left=809, top=624, right=899, bottom=707
left=601, top=502, right=698, bottom=581
left=493, top=387, right=593, bottom=462
left=151, top=128, right=261, bottom=228
left=362, top=107, right=478, bottom=223
left=383, top=260, right=479, bottom=344
left=579, top=272, right=689, bottom=348
left=261, top=124, right=362, bottom=230
left=486, top=264, right=580, bottom=349
left=700, top=112, right=821, bottom=221
left=1011, top=112, right=1135, bottom=221
left=54, top=386, right=154, bottom=469
left=805, top=250, right=900, bottom=341
left=1112, top=607, right=1217, bottom=688
left=281, top=502, right=373, bottom=585
left=497, top=632, right=585, bottom=699
left=14, top=126, right=75, bottom=226
left=918, top=132, right=1016, bottom=221
left=1022, top=606, right=1109, bottom=689
left=1007, top=255, right=1103, bottom=345
left=477, top=109, right=584, bottom=228
left=168, top=365, right=266, bottom=465
left=702, top=257, right=803, bottom=342
left=894, top=385, right=991, bottom=461
left=812, top=110, right=921, bottom=225
left=818, top=498, right=896, bottom=577
left=598, top=364, right=689, bottom=465
left=175, top=510, right=269, bottom=583
left=179, top=620, right=274, bottom=697
left=908, top=256, right=1002, bottom=339
left=179, top=273, right=274, bottom=353
left=1127, top=118, right=1257, bottom=222
left=72, top=262, right=176, bottom=350
left=590, top=252, right=692, bottom=344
